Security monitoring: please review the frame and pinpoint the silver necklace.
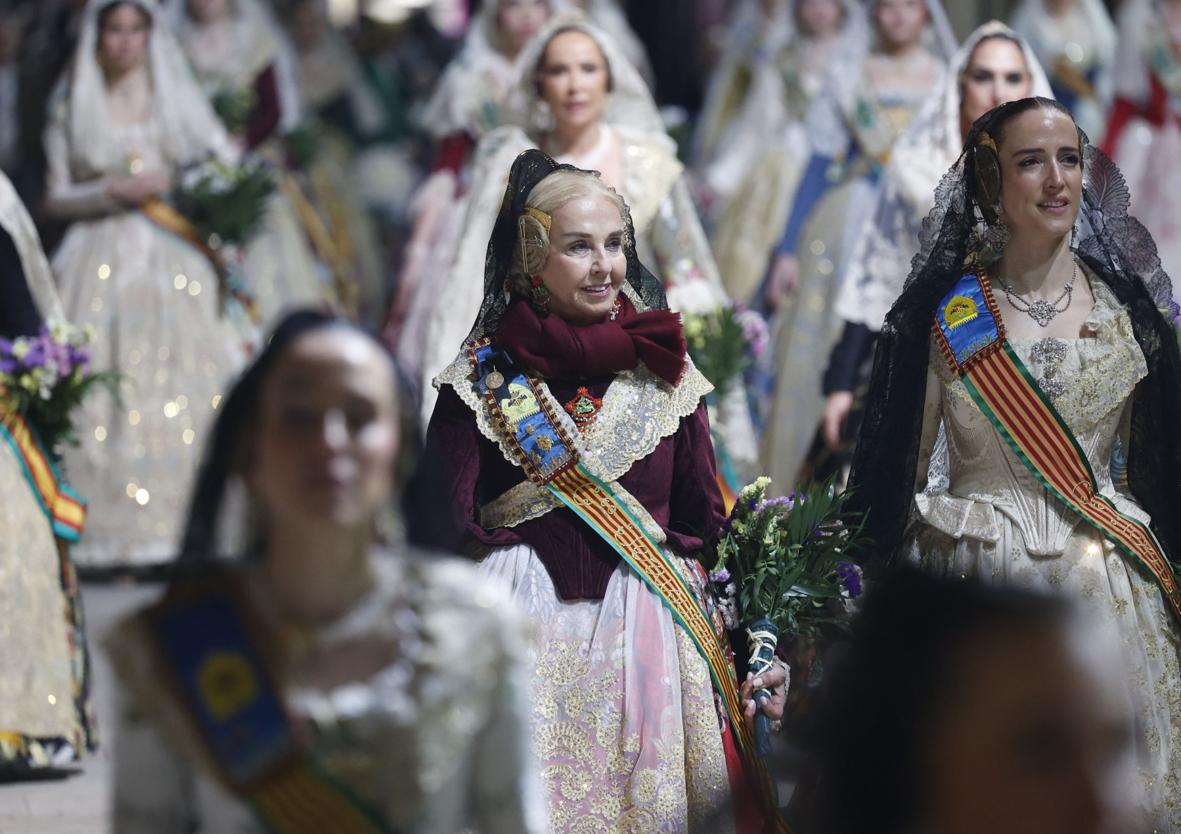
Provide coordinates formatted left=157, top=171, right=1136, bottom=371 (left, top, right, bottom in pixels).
left=995, top=258, right=1078, bottom=328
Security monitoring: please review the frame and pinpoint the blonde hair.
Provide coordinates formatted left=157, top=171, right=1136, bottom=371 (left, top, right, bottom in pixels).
left=509, top=169, right=630, bottom=295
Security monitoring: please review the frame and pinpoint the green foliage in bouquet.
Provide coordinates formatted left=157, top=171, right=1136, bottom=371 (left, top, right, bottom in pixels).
left=0, top=324, right=121, bottom=456
left=709, top=476, right=866, bottom=639
left=284, top=119, right=324, bottom=170
left=174, top=159, right=276, bottom=248
left=684, top=307, right=749, bottom=394
left=211, top=87, right=258, bottom=136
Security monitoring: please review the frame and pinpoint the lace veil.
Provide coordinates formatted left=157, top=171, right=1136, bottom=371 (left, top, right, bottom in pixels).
left=836, top=21, right=1053, bottom=330
left=60, top=0, right=236, bottom=178
left=499, top=11, right=667, bottom=143
left=461, top=148, right=667, bottom=348
left=418, top=0, right=567, bottom=140
left=847, top=96, right=1181, bottom=570
left=806, top=0, right=957, bottom=158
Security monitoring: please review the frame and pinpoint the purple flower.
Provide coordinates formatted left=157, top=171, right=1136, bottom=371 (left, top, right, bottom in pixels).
left=837, top=562, right=864, bottom=599
left=0, top=356, right=15, bottom=374
left=755, top=494, right=796, bottom=514
left=709, top=567, right=731, bottom=584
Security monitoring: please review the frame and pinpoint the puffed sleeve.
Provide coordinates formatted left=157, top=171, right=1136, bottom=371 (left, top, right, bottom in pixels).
left=417, top=384, right=522, bottom=553
left=913, top=340, right=946, bottom=495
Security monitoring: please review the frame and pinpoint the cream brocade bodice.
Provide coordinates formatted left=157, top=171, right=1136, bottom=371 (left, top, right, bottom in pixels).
left=915, top=279, right=1150, bottom=556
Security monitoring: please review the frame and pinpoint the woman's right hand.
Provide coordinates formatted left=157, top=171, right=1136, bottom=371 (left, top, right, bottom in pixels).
left=106, top=171, right=171, bottom=206
left=822, top=390, right=855, bottom=451
left=764, top=253, right=800, bottom=310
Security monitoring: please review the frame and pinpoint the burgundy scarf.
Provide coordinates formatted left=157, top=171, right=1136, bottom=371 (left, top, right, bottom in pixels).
left=494, top=295, right=686, bottom=385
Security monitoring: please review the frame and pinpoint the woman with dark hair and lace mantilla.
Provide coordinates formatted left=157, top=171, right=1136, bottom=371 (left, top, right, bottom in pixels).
left=424, top=150, right=788, bottom=834
left=758, top=0, right=955, bottom=492
left=848, top=97, right=1181, bottom=829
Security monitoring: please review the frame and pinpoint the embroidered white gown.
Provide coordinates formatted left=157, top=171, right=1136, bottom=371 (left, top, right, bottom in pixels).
left=907, top=281, right=1181, bottom=831
left=45, top=112, right=247, bottom=568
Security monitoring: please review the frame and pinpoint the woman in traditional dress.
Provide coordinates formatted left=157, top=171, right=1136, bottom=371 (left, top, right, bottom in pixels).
left=107, top=310, right=546, bottom=834
left=1102, top=0, right=1181, bottom=304
left=758, top=0, right=956, bottom=491
left=168, top=0, right=333, bottom=323
left=382, top=0, right=557, bottom=350
left=283, top=0, right=396, bottom=327
left=0, top=170, right=95, bottom=771
left=849, top=97, right=1181, bottom=830
left=45, top=0, right=246, bottom=568
left=413, top=15, right=737, bottom=439
left=1010, top=0, right=1116, bottom=139
left=424, top=150, right=787, bottom=833
left=817, top=23, right=1050, bottom=469
left=707, top=0, right=862, bottom=305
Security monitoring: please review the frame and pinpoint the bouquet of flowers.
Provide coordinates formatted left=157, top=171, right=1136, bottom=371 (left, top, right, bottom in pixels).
left=683, top=305, right=768, bottom=395
left=174, top=158, right=276, bottom=250
left=210, top=86, right=258, bottom=136
left=0, top=323, right=120, bottom=455
left=707, top=476, right=865, bottom=754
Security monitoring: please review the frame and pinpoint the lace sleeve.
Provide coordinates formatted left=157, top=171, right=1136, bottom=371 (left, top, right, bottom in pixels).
left=914, top=339, right=946, bottom=495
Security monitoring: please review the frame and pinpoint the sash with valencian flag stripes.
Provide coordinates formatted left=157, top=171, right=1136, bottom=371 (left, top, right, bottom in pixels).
left=933, top=272, right=1181, bottom=624
left=468, top=340, right=791, bottom=834
left=0, top=408, right=85, bottom=541
left=142, top=574, right=398, bottom=834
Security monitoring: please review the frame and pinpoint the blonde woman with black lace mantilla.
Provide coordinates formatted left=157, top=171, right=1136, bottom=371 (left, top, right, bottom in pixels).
left=412, top=14, right=755, bottom=485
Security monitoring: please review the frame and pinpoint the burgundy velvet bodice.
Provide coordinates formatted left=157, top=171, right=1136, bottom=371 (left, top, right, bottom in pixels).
left=424, top=374, right=726, bottom=601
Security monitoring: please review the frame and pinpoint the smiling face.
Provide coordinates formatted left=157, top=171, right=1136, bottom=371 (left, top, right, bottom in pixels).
left=961, top=37, right=1033, bottom=129
left=97, top=3, right=151, bottom=77
left=249, top=327, right=399, bottom=533
left=873, top=0, right=928, bottom=51
left=995, top=106, right=1083, bottom=246
left=537, top=193, right=628, bottom=325
left=537, top=30, right=610, bottom=135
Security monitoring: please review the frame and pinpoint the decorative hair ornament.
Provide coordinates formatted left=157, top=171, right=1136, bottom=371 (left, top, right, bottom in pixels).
left=974, top=130, right=1002, bottom=222
left=529, top=274, right=550, bottom=314
left=522, top=206, right=552, bottom=233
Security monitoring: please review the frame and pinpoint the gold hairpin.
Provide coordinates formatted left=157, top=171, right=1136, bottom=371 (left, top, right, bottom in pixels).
left=978, top=131, right=998, bottom=154
left=522, top=206, right=552, bottom=234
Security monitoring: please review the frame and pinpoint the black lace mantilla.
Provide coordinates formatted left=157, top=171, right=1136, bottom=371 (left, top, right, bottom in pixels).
left=847, top=100, right=1181, bottom=577
left=463, top=149, right=670, bottom=345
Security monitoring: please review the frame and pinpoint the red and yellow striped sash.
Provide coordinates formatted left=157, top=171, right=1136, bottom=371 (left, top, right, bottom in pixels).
left=0, top=409, right=85, bottom=542
left=934, top=273, right=1181, bottom=624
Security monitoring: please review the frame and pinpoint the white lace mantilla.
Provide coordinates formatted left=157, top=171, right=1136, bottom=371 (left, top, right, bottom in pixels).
left=437, top=355, right=712, bottom=528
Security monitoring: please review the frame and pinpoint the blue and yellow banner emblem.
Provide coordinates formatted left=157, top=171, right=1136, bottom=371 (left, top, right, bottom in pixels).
left=146, top=579, right=396, bottom=834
